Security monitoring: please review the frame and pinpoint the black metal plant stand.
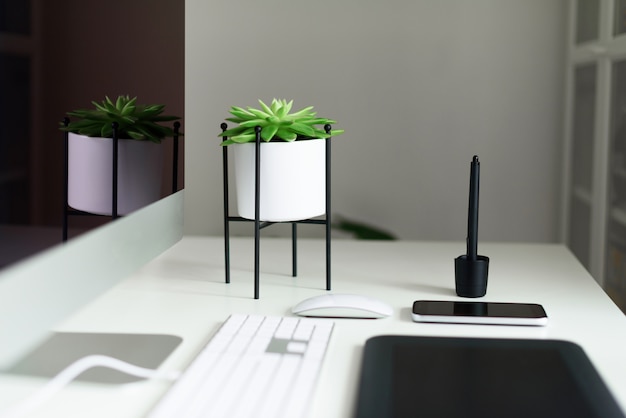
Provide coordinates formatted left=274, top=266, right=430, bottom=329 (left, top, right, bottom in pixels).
left=62, top=119, right=182, bottom=241
left=222, top=124, right=332, bottom=299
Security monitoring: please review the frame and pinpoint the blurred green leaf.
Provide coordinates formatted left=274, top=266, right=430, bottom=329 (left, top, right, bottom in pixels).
left=333, top=216, right=396, bottom=240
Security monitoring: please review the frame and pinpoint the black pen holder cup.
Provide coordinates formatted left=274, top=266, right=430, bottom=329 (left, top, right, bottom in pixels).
left=454, top=255, right=489, bottom=298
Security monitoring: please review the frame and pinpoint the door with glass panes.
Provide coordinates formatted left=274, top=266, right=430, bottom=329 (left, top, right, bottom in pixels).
left=565, top=0, right=626, bottom=311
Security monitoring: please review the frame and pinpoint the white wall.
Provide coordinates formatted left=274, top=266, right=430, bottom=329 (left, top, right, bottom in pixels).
left=185, top=0, right=566, bottom=242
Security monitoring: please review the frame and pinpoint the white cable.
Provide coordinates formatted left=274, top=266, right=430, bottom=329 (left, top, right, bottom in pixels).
left=0, top=354, right=181, bottom=418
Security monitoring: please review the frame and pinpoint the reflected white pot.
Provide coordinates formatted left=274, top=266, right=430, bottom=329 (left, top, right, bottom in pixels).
left=68, top=133, right=164, bottom=215
left=233, top=139, right=326, bottom=222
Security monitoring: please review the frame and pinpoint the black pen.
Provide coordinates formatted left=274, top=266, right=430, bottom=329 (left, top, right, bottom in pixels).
left=467, top=155, right=479, bottom=261
left=456, top=155, right=488, bottom=297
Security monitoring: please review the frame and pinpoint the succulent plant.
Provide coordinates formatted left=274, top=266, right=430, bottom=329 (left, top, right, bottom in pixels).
left=219, top=99, right=344, bottom=146
left=60, top=95, right=181, bottom=144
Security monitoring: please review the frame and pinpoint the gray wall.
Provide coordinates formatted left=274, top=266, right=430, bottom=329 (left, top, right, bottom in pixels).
left=185, top=0, right=567, bottom=242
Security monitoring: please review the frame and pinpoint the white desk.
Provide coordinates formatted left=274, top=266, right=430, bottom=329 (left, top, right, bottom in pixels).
left=2, top=236, right=626, bottom=417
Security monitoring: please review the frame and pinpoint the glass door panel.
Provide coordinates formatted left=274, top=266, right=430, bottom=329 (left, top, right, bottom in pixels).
left=0, top=53, right=31, bottom=224
left=569, top=197, right=592, bottom=267
left=0, top=0, right=30, bottom=35
left=0, top=0, right=32, bottom=225
left=605, top=60, right=626, bottom=303
left=615, top=0, right=626, bottom=36
left=576, top=0, right=600, bottom=44
left=571, top=64, right=597, bottom=194
left=568, top=63, right=597, bottom=270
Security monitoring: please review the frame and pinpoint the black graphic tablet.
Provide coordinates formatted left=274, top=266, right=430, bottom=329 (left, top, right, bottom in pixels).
left=355, top=336, right=624, bottom=418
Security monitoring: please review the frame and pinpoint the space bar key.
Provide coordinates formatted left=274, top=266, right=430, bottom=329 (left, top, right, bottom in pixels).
left=217, top=353, right=282, bottom=418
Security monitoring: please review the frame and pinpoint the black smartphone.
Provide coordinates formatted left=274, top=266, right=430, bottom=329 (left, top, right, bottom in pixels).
left=412, top=300, right=548, bottom=326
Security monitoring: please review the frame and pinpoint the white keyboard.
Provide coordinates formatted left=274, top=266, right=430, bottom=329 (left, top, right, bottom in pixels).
left=148, top=314, right=334, bottom=418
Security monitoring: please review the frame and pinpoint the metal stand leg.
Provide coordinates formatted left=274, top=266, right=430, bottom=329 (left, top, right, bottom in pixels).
left=292, top=223, right=297, bottom=277
left=254, top=126, right=262, bottom=299
left=111, top=122, right=119, bottom=220
left=325, top=126, right=332, bottom=290
left=62, top=118, right=70, bottom=242
left=172, top=122, right=181, bottom=194
left=221, top=123, right=231, bottom=284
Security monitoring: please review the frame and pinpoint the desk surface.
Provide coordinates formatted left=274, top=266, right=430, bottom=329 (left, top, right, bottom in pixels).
left=2, top=236, right=626, bottom=417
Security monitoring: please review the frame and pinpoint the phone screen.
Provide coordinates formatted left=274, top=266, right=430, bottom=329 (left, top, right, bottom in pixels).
left=412, top=300, right=548, bottom=325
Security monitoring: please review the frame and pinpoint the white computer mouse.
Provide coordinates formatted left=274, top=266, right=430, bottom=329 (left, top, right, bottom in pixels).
left=292, top=293, right=393, bottom=319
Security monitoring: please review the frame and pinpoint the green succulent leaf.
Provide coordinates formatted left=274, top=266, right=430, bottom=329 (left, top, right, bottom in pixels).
left=288, top=106, right=315, bottom=118
left=261, top=125, right=279, bottom=141
left=231, top=133, right=256, bottom=143
left=225, top=116, right=248, bottom=123
left=239, top=119, right=267, bottom=128
left=100, top=124, right=113, bottom=138
left=247, top=108, right=271, bottom=119
left=92, top=101, right=108, bottom=113
left=127, top=130, right=145, bottom=140
left=290, top=123, right=316, bottom=138
left=276, top=127, right=297, bottom=141
left=259, top=100, right=274, bottom=116
left=282, top=100, right=293, bottom=115
left=229, top=106, right=255, bottom=119
left=121, top=96, right=137, bottom=115
left=103, top=97, right=117, bottom=113
left=269, top=99, right=280, bottom=114
left=303, top=118, right=336, bottom=126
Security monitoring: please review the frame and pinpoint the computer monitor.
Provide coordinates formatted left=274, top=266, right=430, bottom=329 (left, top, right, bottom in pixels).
left=0, top=190, right=184, bottom=370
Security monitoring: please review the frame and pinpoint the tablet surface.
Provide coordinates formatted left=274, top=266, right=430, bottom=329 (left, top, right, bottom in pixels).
left=355, top=336, right=624, bottom=418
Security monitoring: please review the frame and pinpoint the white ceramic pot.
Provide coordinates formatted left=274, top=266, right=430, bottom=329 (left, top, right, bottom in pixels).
left=68, top=133, right=164, bottom=215
left=233, top=139, right=326, bottom=222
